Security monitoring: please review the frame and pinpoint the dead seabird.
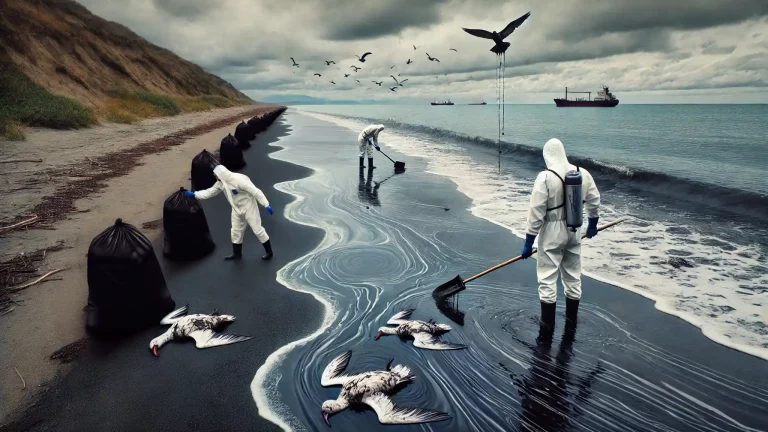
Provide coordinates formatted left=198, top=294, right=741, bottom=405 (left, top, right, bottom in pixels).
left=374, top=309, right=466, bottom=350
left=320, top=351, right=451, bottom=426
left=148, top=306, right=251, bottom=357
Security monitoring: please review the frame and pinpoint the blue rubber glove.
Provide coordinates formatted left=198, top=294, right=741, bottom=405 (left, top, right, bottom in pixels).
left=521, top=234, right=536, bottom=259
left=183, top=191, right=195, bottom=197
left=232, top=189, right=239, bottom=195
left=266, top=205, right=274, bottom=215
left=586, top=217, right=599, bottom=238
left=374, top=144, right=381, bottom=151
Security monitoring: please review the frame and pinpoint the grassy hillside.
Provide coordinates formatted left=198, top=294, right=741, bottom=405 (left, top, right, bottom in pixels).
left=0, top=0, right=253, bottom=140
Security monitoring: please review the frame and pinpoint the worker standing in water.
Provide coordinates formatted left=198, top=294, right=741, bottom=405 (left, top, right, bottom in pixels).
left=185, top=165, right=274, bottom=261
left=358, top=124, right=385, bottom=169
left=521, top=138, right=600, bottom=323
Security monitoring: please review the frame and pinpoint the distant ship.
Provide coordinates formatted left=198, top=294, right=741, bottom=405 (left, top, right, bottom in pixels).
left=431, top=99, right=454, bottom=106
left=469, top=101, right=487, bottom=105
left=554, top=86, right=619, bottom=107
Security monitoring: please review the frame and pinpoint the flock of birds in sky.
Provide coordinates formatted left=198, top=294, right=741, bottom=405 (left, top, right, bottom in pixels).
left=288, top=11, right=531, bottom=96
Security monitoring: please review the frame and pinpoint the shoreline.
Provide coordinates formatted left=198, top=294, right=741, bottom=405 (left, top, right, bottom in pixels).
left=0, top=105, right=284, bottom=424
left=298, top=109, right=768, bottom=363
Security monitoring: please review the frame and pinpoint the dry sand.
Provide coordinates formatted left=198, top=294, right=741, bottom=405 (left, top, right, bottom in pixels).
left=0, top=105, right=280, bottom=423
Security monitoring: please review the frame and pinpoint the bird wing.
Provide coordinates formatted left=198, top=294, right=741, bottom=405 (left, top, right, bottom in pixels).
left=362, top=393, right=451, bottom=425
left=412, top=333, right=466, bottom=350
left=499, top=11, right=531, bottom=39
left=450, top=48, right=458, bottom=52
left=435, top=58, right=440, bottom=62
left=189, top=330, right=252, bottom=349
left=160, top=305, right=189, bottom=325
left=400, top=79, right=409, bottom=84
left=290, top=57, right=295, bottom=62
left=390, top=75, right=398, bottom=83
left=387, top=309, right=414, bottom=325
left=462, top=28, right=494, bottom=39
left=321, top=350, right=352, bottom=386
left=361, top=52, right=372, bottom=60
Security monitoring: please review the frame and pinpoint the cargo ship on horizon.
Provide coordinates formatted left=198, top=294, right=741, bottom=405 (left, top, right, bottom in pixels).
left=554, top=86, right=619, bottom=107
left=431, top=99, right=454, bottom=106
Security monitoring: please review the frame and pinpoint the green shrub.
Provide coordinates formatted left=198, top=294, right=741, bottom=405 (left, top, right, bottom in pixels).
left=0, top=116, right=26, bottom=141
left=0, top=64, right=96, bottom=130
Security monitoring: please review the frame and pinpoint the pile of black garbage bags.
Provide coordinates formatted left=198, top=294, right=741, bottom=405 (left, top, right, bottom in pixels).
left=85, top=108, right=287, bottom=335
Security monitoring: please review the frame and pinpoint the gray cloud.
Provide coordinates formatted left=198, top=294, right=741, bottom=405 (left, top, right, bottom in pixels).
left=73, top=0, right=768, bottom=102
left=550, top=0, right=768, bottom=39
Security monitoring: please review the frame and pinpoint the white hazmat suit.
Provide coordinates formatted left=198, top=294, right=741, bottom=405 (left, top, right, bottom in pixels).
left=525, top=139, right=600, bottom=304
left=195, top=165, right=270, bottom=244
left=358, top=124, right=385, bottom=158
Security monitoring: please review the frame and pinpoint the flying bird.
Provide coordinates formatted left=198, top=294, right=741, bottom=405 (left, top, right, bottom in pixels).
left=314, top=73, right=322, bottom=77
left=344, top=73, right=350, bottom=77
left=325, top=60, right=336, bottom=65
left=462, top=11, right=531, bottom=54
left=350, top=65, right=361, bottom=72
left=391, top=65, right=396, bottom=69
left=330, top=80, right=336, bottom=84
left=390, top=75, right=409, bottom=87
left=320, top=351, right=451, bottom=426
left=356, top=52, right=372, bottom=63
left=373, top=81, right=383, bottom=86
left=390, top=87, right=398, bottom=92
left=450, top=48, right=458, bottom=52
left=374, top=310, right=466, bottom=350
left=355, top=79, right=361, bottom=83
left=148, top=306, right=251, bottom=357
left=290, top=57, right=299, bottom=67
left=406, top=59, right=413, bottom=65
left=413, top=45, right=418, bottom=50
left=426, top=53, right=440, bottom=62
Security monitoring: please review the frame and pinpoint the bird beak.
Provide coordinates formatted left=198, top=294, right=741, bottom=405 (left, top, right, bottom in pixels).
left=374, top=331, right=383, bottom=341
left=323, top=412, right=331, bottom=427
left=152, top=346, right=159, bottom=357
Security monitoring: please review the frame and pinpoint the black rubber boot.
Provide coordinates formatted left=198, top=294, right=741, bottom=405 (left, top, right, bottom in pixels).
left=368, top=158, right=376, bottom=169
left=225, top=243, right=242, bottom=261
left=359, top=157, right=365, bottom=168
left=540, top=301, right=556, bottom=327
left=565, top=297, right=580, bottom=323
left=261, top=240, right=273, bottom=260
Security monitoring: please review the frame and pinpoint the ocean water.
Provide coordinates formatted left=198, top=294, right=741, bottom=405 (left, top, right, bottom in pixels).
left=252, top=112, right=768, bottom=432
left=295, top=104, right=768, bottom=359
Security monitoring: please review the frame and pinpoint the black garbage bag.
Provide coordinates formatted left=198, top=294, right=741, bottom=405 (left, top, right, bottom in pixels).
left=163, top=187, right=215, bottom=261
left=191, top=149, right=219, bottom=191
left=234, top=121, right=252, bottom=149
left=220, top=133, right=246, bottom=171
left=247, top=116, right=262, bottom=137
left=86, top=219, right=175, bottom=335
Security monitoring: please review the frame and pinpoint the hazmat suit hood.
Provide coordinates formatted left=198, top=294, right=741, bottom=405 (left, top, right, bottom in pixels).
left=543, top=138, right=572, bottom=178
left=213, top=165, right=235, bottom=184
left=375, top=124, right=385, bottom=134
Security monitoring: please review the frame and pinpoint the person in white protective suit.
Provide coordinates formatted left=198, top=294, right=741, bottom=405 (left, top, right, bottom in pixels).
left=357, top=124, right=385, bottom=169
left=185, top=165, right=274, bottom=261
left=521, top=138, right=600, bottom=323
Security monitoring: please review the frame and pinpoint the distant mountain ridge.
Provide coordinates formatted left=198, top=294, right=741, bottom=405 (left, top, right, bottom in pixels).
left=0, top=0, right=251, bottom=108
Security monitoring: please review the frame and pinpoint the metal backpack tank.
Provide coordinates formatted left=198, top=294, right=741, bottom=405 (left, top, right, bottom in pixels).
left=546, top=167, right=584, bottom=232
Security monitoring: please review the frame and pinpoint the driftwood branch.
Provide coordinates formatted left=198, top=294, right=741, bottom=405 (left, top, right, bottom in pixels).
left=14, top=367, right=26, bottom=390
left=9, top=268, right=67, bottom=293
left=1, top=308, right=14, bottom=315
left=86, top=157, right=101, bottom=166
left=0, top=158, right=42, bottom=164
left=0, top=216, right=39, bottom=233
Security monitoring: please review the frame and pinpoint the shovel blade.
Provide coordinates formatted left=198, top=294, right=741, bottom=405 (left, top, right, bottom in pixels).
left=394, top=161, right=406, bottom=173
left=432, top=275, right=466, bottom=299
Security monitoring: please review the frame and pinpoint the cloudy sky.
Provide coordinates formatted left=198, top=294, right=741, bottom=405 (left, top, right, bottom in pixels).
left=78, top=0, right=768, bottom=103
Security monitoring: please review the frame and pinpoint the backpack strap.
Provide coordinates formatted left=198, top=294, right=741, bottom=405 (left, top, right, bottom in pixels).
left=545, top=169, right=565, bottom=211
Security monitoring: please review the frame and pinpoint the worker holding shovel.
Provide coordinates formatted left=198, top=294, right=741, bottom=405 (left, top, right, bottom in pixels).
left=522, top=138, right=601, bottom=324
left=357, top=124, right=385, bottom=169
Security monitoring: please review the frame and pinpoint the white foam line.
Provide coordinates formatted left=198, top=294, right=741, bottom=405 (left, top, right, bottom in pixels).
left=250, top=166, right=337, bottom=430
left=299, top=109, right=768, bottom=362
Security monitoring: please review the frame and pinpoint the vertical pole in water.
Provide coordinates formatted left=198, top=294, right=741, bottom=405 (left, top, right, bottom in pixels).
left=497, top=55, right=501, bottom=173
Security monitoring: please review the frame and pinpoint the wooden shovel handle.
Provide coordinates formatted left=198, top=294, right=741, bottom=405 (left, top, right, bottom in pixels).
left=463, top=219, right=625, bottom=284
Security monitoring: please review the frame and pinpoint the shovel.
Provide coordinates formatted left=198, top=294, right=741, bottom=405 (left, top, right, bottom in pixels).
left=432, top=219, right=625, bottom=299
left=377, top=148, right=405, bottom=172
